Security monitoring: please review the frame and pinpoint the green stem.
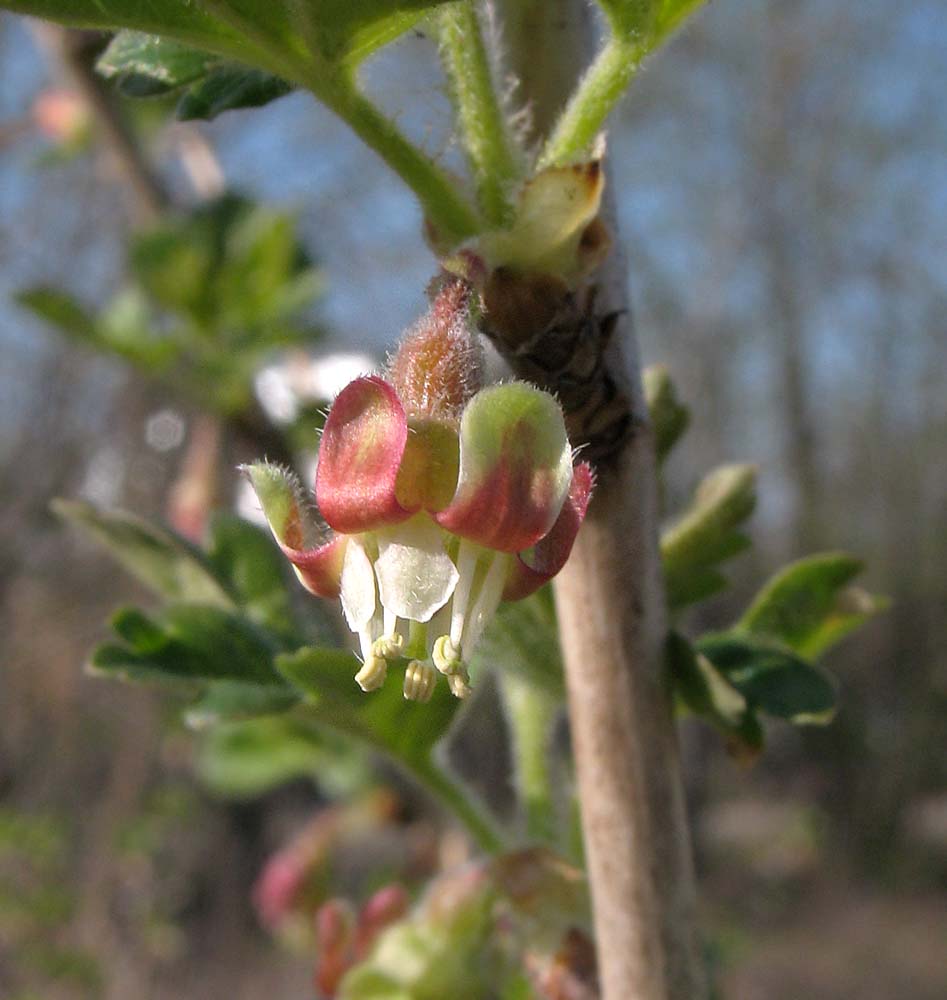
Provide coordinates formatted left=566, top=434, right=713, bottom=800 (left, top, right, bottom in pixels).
left=437, top=3, right=521, bottom=226
left=201, top=1, right=481, bottom=246
left=538, top=37, right=640, bottom=168
left=327, top=82, right=482, bottom=245
left=500, top=672, right=559, bottom=845
left=415, top=760, right=505, bottom=854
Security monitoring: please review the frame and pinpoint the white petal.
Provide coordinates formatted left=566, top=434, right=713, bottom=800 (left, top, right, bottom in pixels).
left=375, top=518, right=459, bottom=623
left=340, top=538, right=376, bottom=631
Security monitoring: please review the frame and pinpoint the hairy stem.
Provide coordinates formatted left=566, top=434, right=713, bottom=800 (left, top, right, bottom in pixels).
left=437, top=3, right=520, bottom=226
left=326, top=82, right=482, bottom=244
left=539, top=36, right=640, bottom=168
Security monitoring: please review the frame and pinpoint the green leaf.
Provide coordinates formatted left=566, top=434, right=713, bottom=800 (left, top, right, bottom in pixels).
left=93, top=603, right=285, bottom=686
left=595, top=0, right=707, bottom=45
left=16, top=287, right=98, bottom=340
left=292, top=1, right=452, bottom=69
left=667, top=631, right=763, bottom=758
left=52, top=499, right=233, bottom=607
left=176, top=65, right=293, bottom=120
left=736, top=552, right=888, bottom=660
left=472, top=587, right=564, bottom=698
left=276, top=646, right=460, bottom=772
left=696, top=633, right=837, bottom=725
left=643, top=364, right=689, bottom=465
left=661, top=464, right=757, bottom=611
left=275, top=646, right=501, bottom=849
left=97, top=30, right=219, bottom=96
left=205, top=514, right=294, bottom=633
left=185, top=681, right=300, bottom=727
left=196, top=716, right=367, bottom=798
left=0, top=1, right=252, bottom=62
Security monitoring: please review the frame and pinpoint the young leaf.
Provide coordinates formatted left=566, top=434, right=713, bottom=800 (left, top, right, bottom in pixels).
left=736, top=552, right=888, bottom=661
left=276, top=646, right=459, bottom=773
left=97, top=31, right=219, bottom=97
left=696, top=633, right=837, bottom=725
left=93, top=603, right=286, bottom=686
left=661, top=464, right=756, bottom=611
left=16, top=287, right=98, bottom=341
left=643, top=364, right=690, bottom=466
left=196, top=716, right=367, bottom=798
left=52, top=499, right=234, bottom=607
left=276, top=647, right=500, bottom=849
left=186, top=681, right=300, bottom=728
left=176, top=66, right=293, bottom=121
left=667, top=631, right=763, bottom=759
left=205, top=514, right=294, bottom=633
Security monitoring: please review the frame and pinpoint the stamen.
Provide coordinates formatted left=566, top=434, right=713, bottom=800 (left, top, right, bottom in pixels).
left=403, top=660, right=436, bottom=702
left=449, top=540, right=480, bottom=648
left=432, top=634, right=463, bottom=675
left=460, top=553, right=508, bottom=655
left=372, top=633, right=404, bottom=660
left=446, top=665, right=472, bottom=699
left=354, top=654, right=387, bottom=692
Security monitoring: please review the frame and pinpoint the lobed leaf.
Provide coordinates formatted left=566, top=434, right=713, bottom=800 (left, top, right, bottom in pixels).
left=276, top=646, right=461, bottom=774
left=176, top=65, right=293, bottom=120
left=196, top=716, right=368, bottom=798
left=93, top=603, right=286, bottom=687
left=97, top=31, right=219, bottom=96
left=736, top=552, right=888, bottom=660
left=661, top=464, right=756, bottom=611
left=696, top=633, right=837, bottom=725
left=52, top=499, right=234, bottom=607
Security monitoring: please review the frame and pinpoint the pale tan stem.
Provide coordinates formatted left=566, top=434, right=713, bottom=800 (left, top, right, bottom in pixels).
left=496, top=3, right=706, bottom=997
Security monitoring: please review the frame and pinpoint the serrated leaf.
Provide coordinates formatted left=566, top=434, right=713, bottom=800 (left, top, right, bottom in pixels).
left=667, top=631, right=763, bottom=759
left=696, top=633, right=837, bottom=725
left=185, top=681, right=300, bottom=728
left=53, top=499, right=233, bottom=607
left=661, top=464, right=757, bottom=611
left=93, top=603, right=285, bottom=686
left=736, top=552, right=888, bottom=660
left=276, top=647, right=461, bottom=773
left=206, top=514, right=294, bottom=633
left=643, top=364, right=689, bottom=465
left=472, top=587, right=564, bottom=698
left=97, top=31, right=219, bottom=97
left=196, top=716, right=367, bottom=798
left=176, top=65, right=293, bottom=120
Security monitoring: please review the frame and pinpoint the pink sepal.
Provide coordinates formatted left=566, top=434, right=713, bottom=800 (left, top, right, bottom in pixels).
left=281, top=533, right=348, bottom=599
left=316, top=376, right=413, bottom=534
left=434, top=383, right=574, bottom=554
left=502, top=463, right=593, bottom=601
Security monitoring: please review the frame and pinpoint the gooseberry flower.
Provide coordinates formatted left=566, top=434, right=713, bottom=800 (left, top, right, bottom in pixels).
left=244, top=281, right=592, bottom=701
